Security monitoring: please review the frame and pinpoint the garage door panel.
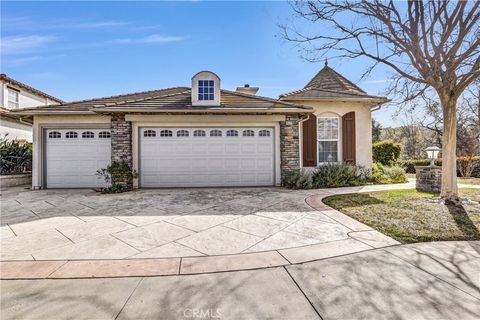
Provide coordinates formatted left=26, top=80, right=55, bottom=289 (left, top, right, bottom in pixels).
left=140, top=127, right=275, bottom=187
left=46, top=129, right=111, bottom=188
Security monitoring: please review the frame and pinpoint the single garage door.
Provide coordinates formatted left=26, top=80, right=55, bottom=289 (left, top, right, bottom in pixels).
left=140, top=127, right=275, bottom=187
left=45, top=129, right=111, bottom=188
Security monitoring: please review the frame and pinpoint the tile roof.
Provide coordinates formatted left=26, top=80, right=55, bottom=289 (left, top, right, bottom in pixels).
left=279, top=65, right=388, bottom=103
left=14, top=87, right=311, bottom=115
left=0, top=74, right=64, bottom=104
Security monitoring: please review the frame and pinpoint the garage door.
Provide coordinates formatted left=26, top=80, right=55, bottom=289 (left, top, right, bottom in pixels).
left=140, top=127, right=275, bottom=187
left=45, top=129, right=111, bottom=188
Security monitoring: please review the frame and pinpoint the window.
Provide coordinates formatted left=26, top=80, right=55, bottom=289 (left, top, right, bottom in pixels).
left=193, top=129, right=206, bottom=137
left=8, top=88, right=19, bottom=109
left=144, top=130, right=156, bottom=137
left=318, top=117, right=339, bottom=163
left=198, top=80, right=214, bottom=101
left=82, top=131, right=94, bottom=138
left=243, top=130, right=254, bottom=137
left=99, top=131, right=111, bottom=138
left=177, top=130, right=189, bottom=137
left=259, top=130, right=270, bottom=137
left=48, top=131, right=61, bottom=139
left=65, top=131, right=78, bottom=139
left=160, top=129, right=173, bottom=137
left=226, top=129, right=238, bottom=137
left=210, top=129, right=222, bottom=137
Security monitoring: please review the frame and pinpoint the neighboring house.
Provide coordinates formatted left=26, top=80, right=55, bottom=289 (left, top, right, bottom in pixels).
left=14, top=66, right=388, bottom=189
left=0, top=74, right=63, bottom=142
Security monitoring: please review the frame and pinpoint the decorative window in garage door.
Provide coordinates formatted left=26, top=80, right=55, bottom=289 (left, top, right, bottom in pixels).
left=226, top=129, right=238, bottom=137
left=48, top=131, right=61, bottom=139
left=144, top=130, right=156, bottom=137
left=210, top=129, right=222, bottom=137
left=194, top=130, right=206, bottom=137
left=177, top=130, right=189, bottom=137
left=82, top=131, right=94, bottom=138
left=65, top=131, right=78, bottom=139
left=160, top=130, right=173, bottom=137
left=99, top=131, right=111, bottom=138
left=259, top=130, right=271, bottom=137
left=243, top=130, right=254, bottom=137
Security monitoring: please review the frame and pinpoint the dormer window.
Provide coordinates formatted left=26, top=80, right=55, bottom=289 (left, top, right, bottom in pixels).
left=198, top=80, right=214, bottom=101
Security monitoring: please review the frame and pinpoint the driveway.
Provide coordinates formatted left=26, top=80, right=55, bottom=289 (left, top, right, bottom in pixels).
left=0, top=185, right=408, bottom=262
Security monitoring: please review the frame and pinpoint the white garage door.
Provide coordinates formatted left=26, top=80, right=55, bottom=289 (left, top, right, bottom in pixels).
left=140, top=127, right=275, bottom=187
left=45, top=129, right=111, bottom=188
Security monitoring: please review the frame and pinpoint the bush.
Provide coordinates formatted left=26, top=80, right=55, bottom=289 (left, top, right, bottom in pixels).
left=372, top=140, right=402, bottom=165
left=312, top=163, right=369, bottom=188
left=0, top=135, right=32, bottom=175
left=96, top=161, right=138, bottom=193
left=283, top=169, right=313, bottom=189
left=370, top=163, right=408, bottom=184
left=398, top=157, right=480, bottom=177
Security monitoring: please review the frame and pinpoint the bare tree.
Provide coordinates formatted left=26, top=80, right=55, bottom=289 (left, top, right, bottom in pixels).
left=281, top=1, right=480, bottom=202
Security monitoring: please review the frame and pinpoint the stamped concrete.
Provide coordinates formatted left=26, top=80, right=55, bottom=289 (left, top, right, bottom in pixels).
left=0, top=185, right=410, bottom=262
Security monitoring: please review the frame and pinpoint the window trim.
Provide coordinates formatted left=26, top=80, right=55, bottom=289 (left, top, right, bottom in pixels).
left=317, top=116, right=341, bottom=164
left=7, top=88, right=19, bottom=109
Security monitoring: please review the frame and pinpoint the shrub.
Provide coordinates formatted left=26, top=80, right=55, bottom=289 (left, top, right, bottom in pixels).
left=0, top=135, right=32, bottom=175
left=96, top=161, right=138, bottom=193
left=312, top=163, right=369, bottom=188
left=372, top=140, right=402, bottom=165
left=283, top=169, right=313, bottom=189
left=398, top=157, right=480, bottom=177
left=370, top=163, right=408, bottom=184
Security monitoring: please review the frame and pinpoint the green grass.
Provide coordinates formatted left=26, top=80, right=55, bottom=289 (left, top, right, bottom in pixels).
left=323, top=189, right=480, bottom=243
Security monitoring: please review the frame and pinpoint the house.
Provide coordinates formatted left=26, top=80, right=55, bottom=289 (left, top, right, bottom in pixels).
left=0, top=74, right=63, bottom=142
left=14, top=65, right=388, bottom=189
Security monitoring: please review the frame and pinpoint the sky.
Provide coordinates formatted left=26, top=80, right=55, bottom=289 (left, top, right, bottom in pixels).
left=1, top=1, right=399, bottom=126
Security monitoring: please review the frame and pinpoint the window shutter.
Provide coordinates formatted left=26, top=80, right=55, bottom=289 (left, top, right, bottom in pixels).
left=302, top=114, right=317, bottom=166
left=342, top=112, right=356, bottom=164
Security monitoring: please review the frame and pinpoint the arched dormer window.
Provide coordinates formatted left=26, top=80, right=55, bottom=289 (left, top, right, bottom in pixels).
left=191, top=71, right=221, bottom=106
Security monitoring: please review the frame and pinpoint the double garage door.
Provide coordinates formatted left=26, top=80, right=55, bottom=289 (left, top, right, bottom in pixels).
left=45, top=127, right=275, bottom=188
left=140, top=127, right=275, bottom=187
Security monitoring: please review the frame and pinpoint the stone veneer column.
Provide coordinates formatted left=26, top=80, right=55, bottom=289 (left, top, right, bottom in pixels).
left=280, top=114, right=301, bottom=183
left=415, top=165, right=442, bottom=192
left=110, top=113, right=133, bottom=187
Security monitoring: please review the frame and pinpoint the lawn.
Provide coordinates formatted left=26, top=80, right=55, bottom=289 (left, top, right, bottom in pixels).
left=323, top=189, right=480, bottom=243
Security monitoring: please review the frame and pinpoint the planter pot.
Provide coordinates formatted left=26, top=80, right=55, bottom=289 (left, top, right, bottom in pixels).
left=0, top=174, right=32, bottom=188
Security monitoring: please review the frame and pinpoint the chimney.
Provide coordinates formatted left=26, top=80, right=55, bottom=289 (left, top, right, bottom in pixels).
left=236, top=84, right=259, bottom=95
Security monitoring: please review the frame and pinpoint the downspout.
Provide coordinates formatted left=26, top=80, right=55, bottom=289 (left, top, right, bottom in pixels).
left=19, top=116, right=33, bottom=126
left=297, top=113, right=311, bottom=169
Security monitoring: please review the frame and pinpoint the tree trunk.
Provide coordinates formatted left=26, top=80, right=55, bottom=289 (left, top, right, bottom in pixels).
left=440, top=95, right=459, bottom=202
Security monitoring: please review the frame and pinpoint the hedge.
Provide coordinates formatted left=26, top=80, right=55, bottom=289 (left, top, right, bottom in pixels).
left=398, top=156, right=480, bottom=177
left=372, top=140, right=402, bottom=165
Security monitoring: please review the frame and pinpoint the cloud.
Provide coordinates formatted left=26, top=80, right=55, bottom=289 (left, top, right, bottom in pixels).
left=2, top=56, right=42, bottom=67
left=1, top=35, right=57, bottom=54
left=71, top=21, right=131, bottom=29
left=110, top=34, right=188, bottom=44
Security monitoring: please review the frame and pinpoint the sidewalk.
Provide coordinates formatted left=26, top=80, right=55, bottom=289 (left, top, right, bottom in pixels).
left=1, top=241, right=479, bottom=320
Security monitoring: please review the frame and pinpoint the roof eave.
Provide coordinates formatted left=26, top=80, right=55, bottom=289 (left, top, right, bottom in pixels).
left=91, top=107, right=313, bottom=114
left=280, top=96, right=389, bottom=104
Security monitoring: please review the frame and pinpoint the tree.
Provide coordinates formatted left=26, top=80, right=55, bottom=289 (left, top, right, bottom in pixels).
left=372, top=118, right=382, bottom=143
left=281, top=1, right=480, bottom=202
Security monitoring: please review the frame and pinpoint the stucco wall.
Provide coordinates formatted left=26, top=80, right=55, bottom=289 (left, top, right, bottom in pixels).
left=0, top=118, right=32, bottom=142
left=288, top=100, right=374, bottom=168
left=1, top=82, right=58, bottom=110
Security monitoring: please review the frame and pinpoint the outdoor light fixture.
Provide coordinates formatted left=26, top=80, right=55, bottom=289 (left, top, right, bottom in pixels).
left=425, top=146, right=441, bottom=166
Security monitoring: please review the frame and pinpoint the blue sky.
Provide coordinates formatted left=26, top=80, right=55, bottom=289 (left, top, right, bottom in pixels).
left=1, top=1, right=397, bottom=126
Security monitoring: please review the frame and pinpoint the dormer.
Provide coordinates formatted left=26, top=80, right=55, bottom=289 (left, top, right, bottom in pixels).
left=191, top=71, right=221, bottom=106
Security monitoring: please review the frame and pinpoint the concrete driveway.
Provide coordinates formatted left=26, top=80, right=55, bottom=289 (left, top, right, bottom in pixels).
left=1, top=185, right=404, bottom=262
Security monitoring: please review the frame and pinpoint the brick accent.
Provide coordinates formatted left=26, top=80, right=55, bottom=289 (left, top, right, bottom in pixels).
left=111, top=113, right=133, bottom=187
left=280, top=114, right=301, bottom=183
left=415, top=166, right=442, bottom=192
